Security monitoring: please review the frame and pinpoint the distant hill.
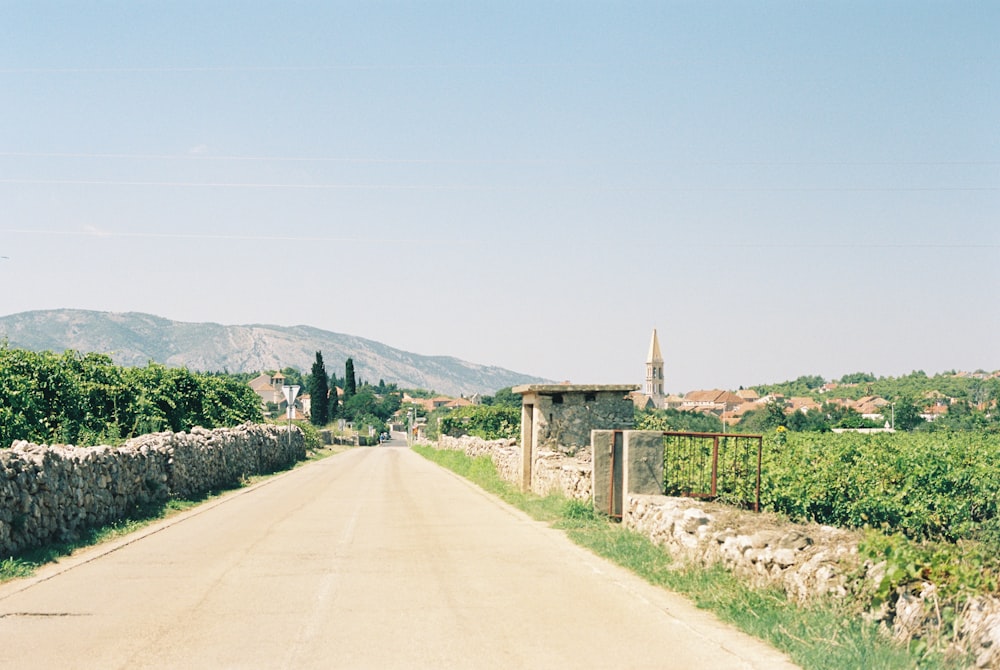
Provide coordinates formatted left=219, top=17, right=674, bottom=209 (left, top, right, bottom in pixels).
left=0, top=309, right=549, bottom=397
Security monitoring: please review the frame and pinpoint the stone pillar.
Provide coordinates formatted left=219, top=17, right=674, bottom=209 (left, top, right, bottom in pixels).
left=591, top=430, right=617, bottom=515
left=520, top=401, right=535, bottom=492
left=623, top=431, right=665, bottom=497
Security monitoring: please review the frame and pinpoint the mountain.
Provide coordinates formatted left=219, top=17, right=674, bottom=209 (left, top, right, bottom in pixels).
left=0, top=309, right=549, bottom=397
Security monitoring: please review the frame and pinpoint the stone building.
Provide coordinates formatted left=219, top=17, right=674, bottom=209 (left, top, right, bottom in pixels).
left=512, top=384, right=637, bottom=492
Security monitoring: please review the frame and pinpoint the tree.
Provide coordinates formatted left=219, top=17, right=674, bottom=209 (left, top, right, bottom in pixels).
left=308, top=351, right=330, bottom=426
left=840, top=372, right=876, bottom=385
left=785, top=408, right=831, bottom=432
left=637, top=407, right=726, bottom=433
left=344, top=358, right=357, bottom=401
left=378, top=379, right=399, bottom=394
left=483, top=387, right=522, bottom=408
left=892, top=396, right=924, bottom=431
left=738, top=400, right=788, bottom=433
left=343, top=388, right=377, bottom=422
left=278, top=367, right=304, bottom=388
left=377, top=391, right=402, bottom=420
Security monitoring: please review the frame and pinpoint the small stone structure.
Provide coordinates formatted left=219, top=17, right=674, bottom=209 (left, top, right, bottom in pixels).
left=0, top=423, right=305, bottom=558
left=512, top=384, right=636, bottom=493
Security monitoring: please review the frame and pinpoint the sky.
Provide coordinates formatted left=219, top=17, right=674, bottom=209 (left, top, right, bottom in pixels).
left=1, top=1, right=998, bottom=394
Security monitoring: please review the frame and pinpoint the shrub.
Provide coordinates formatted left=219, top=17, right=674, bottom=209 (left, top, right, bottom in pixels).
left=438, top=405, right=520, bottom=440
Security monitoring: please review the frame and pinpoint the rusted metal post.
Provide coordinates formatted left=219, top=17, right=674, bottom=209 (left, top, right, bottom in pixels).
left=755, top=437, right=763, bottom=513
left=710, top=435, right=720, bottom=498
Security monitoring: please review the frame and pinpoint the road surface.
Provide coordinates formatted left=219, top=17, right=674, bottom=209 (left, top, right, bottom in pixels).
left=0, top=444, right=798, bottom=669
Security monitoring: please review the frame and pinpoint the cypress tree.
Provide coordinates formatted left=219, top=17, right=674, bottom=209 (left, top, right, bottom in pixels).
left=308, top=351, right=330, bottom=426
left=344, top=358, right=357, bottom=400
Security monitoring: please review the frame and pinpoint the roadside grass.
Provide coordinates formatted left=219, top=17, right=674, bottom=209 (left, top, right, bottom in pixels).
left=0, top=497, right=203, bottom=584
left=412, top=445, right=566, bottom=522
left=0, top=443, right=347, bottom=585
left=413, top=444, right=944, bottom=670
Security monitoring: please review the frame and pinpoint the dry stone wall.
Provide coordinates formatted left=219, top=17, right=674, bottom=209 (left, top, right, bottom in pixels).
left=626, top=493, right=1000, bottom=669
left=433, top=435, right=520, bottom=484
left=530, top=450, right=591, bottom=501
left=626, top=494, right=862, bottom=600
left=0, top=423, right=304, bottom=558
left=432, top=435, right=591, bottom=501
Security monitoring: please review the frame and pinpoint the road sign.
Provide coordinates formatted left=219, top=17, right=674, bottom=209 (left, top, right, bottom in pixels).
left=282, top=385, right=300, bottom=419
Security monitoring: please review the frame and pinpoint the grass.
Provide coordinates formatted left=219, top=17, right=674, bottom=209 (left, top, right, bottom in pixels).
left=414, top=445, right=567, bottom=522
left=413, top=444, right=948, bottom=670
left=0, top=443, right=348, bottom=585
left=1, top=497, right=202, bottom=583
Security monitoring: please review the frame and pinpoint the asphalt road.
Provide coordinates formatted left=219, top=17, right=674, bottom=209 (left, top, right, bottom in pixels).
left=0, top=444, right=798, bottom=669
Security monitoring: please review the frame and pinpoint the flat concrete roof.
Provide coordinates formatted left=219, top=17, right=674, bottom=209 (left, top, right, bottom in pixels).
left=512, top=384, right=639, bottom=395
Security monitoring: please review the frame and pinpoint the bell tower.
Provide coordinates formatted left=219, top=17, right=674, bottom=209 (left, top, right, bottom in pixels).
left=645, top=329, right=664, bottom=408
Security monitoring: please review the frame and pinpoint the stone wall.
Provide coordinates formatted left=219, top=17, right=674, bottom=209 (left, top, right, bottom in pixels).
left=0, top=423, right=304, bottom=558
left=435, top=435, right=521, bottom=484
left=625, top=494, right=861, bottom=600
left=625, top=493, right=1000, bottom=668
left=432, top=435, right=591, bottom=501
left=530, top=450, right=591, bottom=501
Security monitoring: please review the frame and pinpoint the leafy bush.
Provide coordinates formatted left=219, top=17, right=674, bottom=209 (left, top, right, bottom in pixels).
left=636, top=407, right=725, bottom=433
left=859, top=531, right=1000, bottom=603
left=761, top=431, right=1000, bottom=544
left=284, top=420, right=322, bottom=451
left=438, top=405, right=520, bottom=440
left=0, top=345, right=263, bottom=447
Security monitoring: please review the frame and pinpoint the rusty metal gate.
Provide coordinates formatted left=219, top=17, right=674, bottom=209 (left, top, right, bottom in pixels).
left=661, top=432, right=763, bottom=512
left=606, top=430, right=624, bottom=519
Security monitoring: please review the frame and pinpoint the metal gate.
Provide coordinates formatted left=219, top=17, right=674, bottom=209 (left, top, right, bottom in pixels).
left=606, top=430, right=624, bottom=519
left=661, top=432, right=763, bottom=512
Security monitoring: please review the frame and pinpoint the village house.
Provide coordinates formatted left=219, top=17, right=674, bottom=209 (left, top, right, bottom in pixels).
left=785, top=397, right=822, bottom=414
left=248, top=371, right=308, bottom=418
left=853, top=396, right=891, bottom=421
left=629, top=390, right=655, bottom=410
left=680, top=389, right=745, bottom=414
left=722, top=402, right=760, bottom=426
left=920, top=404, right=949, bottom=422
left=249, top=371, right=286, bottom=406
left=402, top=393, right=474, bottom=413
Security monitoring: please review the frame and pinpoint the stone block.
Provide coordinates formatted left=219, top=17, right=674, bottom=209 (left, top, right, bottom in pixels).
left=622, top=431, right=665, bottom=497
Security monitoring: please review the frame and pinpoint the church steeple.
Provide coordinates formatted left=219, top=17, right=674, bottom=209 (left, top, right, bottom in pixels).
left=645, top=329, right=664, bottom=407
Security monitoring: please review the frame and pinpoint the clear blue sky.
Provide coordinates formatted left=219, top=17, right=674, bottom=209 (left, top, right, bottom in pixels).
left=2, top=1, right=997, bottom=393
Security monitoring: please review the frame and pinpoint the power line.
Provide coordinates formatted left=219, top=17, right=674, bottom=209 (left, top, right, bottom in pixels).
left=0, top=63, right=586, bottom=74
left=0, top=229, right=995, bottom=249
left=0, top=151, right=996, bottom=168
left=0, top=229, right=462, bottom=245
left=0, top=178, right=994, bottom=193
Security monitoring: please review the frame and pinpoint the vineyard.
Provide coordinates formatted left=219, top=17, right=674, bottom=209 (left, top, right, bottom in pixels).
left=0, top=346, right=263, bottom=447
left=761, top=431, right=1000, bottom=545
left=758, top=430, right=1000, bottom=601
